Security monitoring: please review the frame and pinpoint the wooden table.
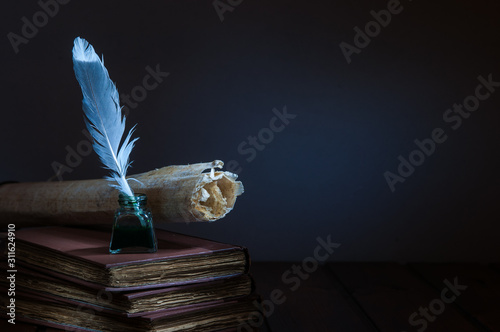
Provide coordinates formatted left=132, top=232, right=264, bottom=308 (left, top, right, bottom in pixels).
left=251, top=262, right=500, bottom=332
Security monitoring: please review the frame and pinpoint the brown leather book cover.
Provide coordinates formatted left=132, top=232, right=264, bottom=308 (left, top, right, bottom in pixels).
left=1, top=288, right=260, bottom=332
left=14, top=226, right=250, bottom=287
left=0, top=262, right=254, bottom=316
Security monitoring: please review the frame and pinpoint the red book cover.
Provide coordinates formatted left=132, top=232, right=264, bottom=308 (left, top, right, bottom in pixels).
left=13, top=226, right=250, bottom=287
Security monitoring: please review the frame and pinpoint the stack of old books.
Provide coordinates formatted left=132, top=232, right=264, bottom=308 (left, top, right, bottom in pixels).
left=1, top=226, right=260, bottom=331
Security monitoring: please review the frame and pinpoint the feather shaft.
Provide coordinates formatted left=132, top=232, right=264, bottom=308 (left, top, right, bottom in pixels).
left=72, top=37, right=137, bottom=197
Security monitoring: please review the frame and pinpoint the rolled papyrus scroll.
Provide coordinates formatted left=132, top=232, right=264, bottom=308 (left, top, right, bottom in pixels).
left=0, top=160, right=243, bottom=228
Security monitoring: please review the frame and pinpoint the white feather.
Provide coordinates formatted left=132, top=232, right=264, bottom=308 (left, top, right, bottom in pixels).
left=72, top=37, right=137, bottom=196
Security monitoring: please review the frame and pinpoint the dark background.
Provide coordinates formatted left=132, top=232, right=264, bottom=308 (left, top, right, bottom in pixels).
left=1, top=0, right=499, bottom=262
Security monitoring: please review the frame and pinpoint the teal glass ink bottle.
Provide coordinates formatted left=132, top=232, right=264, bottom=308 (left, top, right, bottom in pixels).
left=109, top=193, right=158, bottom=254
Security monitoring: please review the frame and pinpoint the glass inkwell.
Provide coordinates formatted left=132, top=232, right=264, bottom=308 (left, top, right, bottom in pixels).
left=109, top=193, right=158, bottom=254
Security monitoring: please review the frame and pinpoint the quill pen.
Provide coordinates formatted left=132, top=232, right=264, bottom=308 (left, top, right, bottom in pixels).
left=72, top=37, right=137, bottom=196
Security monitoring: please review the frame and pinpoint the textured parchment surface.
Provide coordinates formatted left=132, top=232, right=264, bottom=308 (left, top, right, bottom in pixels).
left=0, top=160, right=243, bottom=227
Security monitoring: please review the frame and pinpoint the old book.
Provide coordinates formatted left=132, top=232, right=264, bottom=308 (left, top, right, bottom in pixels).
left=1, top=290, right=261, bottom=332
left=15, top=227, right=249, bottom=288
left=0, top=263, right=253, bottom=315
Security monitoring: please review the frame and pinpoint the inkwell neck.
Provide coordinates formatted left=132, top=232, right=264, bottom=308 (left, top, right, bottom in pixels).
left=118, top=193, right=147, bottom=209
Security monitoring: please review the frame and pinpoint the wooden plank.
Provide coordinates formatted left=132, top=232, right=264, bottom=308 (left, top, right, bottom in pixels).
left=411, top=263, right=500, bottom=332
left=329, top=263, right=481, bottom=332
left=251, top=262, right=377, bottom=332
